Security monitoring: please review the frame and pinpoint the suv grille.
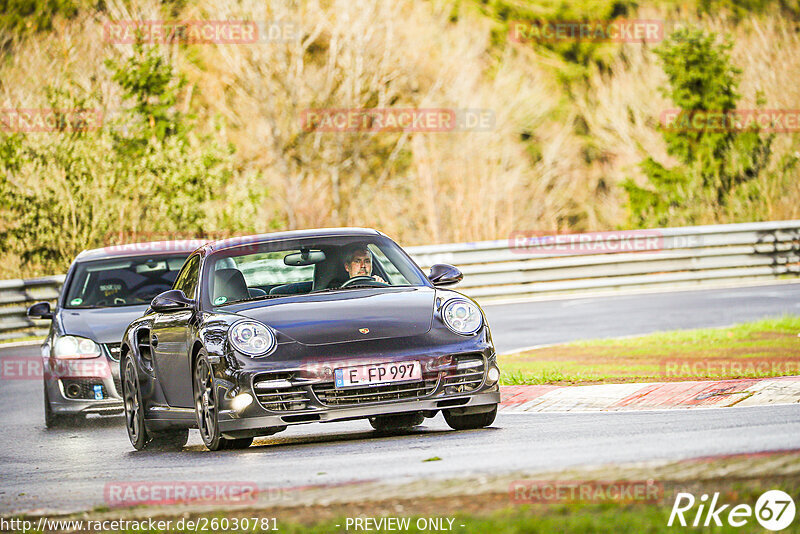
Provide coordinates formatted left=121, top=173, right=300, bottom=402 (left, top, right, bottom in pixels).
left=253, top=373, right=312, bottom=412
left=103, top=343, right=121, bottom=362
left=442, top=355, right=485, bottom=394
left=313, top=377, right=439, bottom=406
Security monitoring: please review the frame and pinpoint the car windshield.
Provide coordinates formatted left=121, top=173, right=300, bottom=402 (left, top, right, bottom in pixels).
left=64, top=255, right=190, bottom=308
left=205, top=235, right=428, bottom=306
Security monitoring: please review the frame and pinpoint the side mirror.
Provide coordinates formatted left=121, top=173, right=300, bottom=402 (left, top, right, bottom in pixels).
left=151, top=290, right=194, bottom=313
left=428, top=264, right=463, bottom=287
left=27, top=302, right=53, bottom=320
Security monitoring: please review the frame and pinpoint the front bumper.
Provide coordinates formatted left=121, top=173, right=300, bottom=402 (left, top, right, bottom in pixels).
left=44, top=354, right=124, bottom=415
left=216, top=350, right=501, bottom=434
left=218, top=389, right=499, bottom=433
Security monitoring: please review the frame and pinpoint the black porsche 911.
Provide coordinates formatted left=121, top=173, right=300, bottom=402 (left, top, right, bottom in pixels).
left=121, top=228, right=501, bottom=451
left=27, top=242, right=197, bottom=427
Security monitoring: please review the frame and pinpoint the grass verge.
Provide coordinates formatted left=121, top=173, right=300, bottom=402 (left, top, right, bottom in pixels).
left=499, top=315, right=800, bottom=385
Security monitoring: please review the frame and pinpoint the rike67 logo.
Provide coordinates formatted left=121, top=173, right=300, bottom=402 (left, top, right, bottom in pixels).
left=669, top=490, right=796, bottom=531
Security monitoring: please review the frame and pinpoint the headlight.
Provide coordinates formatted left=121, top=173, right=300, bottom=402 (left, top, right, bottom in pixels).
left=54, top=336, right=101, bottom=359
left=229, top=320, right=276, bottom=357
left=441, top=299, right=483, bottom=335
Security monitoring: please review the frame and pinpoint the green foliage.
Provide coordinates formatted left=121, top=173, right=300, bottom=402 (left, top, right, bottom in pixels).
left=0, top=0, right=83, bottom=38
left=467, top=0, right=637, bottom=77
left=0, top=46, right=259, bottom=275
left=107, top=47, right=187, bottom=141
left=696, top=0, right=800, bottom=20
left=624, top=27, right=774, bottom=227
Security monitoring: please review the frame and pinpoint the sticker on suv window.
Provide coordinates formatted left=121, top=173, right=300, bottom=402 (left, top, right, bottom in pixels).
left=214, top=296, right=228, bottom=305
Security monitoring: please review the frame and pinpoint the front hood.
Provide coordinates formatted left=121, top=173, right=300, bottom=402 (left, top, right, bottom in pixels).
left=234, top=287, right=435, bottom=345
left=59, top=306, right=149, bottom=344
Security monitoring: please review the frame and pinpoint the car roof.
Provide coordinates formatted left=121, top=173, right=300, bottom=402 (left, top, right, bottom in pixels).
left=203, top=227, right=385, bottom=253
left=74, top=240, right=204, bottom=262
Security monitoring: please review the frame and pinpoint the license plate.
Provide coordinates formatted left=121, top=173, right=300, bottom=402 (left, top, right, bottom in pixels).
left=334, top=361, right=422, bottom=389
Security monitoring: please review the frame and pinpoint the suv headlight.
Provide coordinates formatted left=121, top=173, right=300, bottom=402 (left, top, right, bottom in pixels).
left=229, top=320, right=276, bottom=357
left=54, top=336, right=101, bottom=359
left=441, top=299, right=483, bottom=335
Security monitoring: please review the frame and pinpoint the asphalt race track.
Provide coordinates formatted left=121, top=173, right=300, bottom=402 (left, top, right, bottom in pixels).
left=1, top=283, right=799, bottom=515
left=483, top=282, right=800, bottom=353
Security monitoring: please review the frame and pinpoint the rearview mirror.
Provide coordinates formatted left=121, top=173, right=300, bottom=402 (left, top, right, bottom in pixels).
left=151, top=290, right=194, bottom=313
left=284, top=249, right=326, bottom=266
left=428, top=264, right=463, bottom=287
left=27, top=301, right=53, bottom=320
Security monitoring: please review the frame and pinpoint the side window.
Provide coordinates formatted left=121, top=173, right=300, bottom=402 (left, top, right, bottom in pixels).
left=172, top=255, right=201, bottom=300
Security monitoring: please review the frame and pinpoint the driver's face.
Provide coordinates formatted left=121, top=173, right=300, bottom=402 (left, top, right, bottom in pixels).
left=344, top=251, right=372, bottom=278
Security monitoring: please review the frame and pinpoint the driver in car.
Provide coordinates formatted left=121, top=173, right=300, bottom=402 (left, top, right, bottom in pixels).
left=343, top=245, right=386, bottom=284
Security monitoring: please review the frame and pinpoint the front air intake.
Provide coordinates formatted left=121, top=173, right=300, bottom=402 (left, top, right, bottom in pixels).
left=442, top=354, right=485, bottom=394
left=252, top=372, right=312, bottom=412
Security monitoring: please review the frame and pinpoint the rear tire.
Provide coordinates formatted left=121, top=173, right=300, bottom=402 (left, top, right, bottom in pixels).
left=443, top=405, right=497, bottom=430
left=122, top=357, right=187, bottom=451
left=123, top=356, right=149, bottom=450
left=369, top=412, right=424, bottom=432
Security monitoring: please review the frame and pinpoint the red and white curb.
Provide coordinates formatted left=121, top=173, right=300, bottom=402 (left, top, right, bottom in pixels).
left=499, top=376, right=800, bottom=412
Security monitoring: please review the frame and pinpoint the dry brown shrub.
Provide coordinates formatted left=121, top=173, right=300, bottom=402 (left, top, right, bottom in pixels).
left=1, top=0, right=799, bottom=280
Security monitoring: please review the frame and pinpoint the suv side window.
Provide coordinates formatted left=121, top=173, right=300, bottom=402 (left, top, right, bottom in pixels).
left=172, top=255, right=201, bottom=300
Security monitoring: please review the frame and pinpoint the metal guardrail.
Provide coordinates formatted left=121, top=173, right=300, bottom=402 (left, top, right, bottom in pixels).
left=1, top=220, right=799, bottom=341
left=407, top=220, right=800, bottom=298
left=0, top=275, right=65, bottom=340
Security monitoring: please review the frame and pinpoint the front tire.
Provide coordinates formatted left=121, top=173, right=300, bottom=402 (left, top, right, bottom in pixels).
left=369, top=412, right=424, bottom=432
left=443, top=405, right=497, bottom=430
left=43, top=383, right=82, bottom=428
left=194, top=351, right=249, bottom=451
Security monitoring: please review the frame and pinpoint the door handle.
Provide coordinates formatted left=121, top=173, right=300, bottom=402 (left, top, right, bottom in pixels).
left=151, top=334, right=158, bottom=348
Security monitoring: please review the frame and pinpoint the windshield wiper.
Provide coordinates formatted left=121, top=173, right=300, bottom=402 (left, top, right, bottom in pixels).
left=233, top=294, right=288, bottom=303
left=309, top=287, right=344, bottom=294
left=311, top=284, right=391, bottom=293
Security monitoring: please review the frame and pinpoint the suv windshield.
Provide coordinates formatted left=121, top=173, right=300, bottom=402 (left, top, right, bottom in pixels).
left=206, top=235, right=427, bottom=306
left=64, top=255, right=190, bottom=308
